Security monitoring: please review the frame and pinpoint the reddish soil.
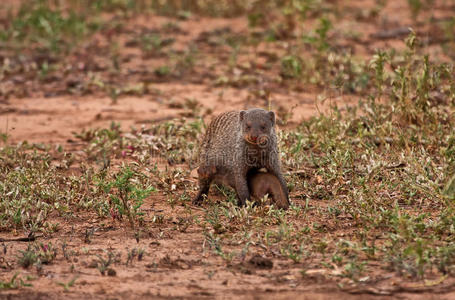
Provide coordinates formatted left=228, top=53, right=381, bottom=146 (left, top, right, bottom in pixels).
left=1, top=0, right=455, bottom=299
left=2, top=87, right=347, bottom=145
left=2, top=198, right=455, bottom=300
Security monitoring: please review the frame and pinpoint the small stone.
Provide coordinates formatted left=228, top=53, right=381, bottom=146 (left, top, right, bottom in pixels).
left=107, top=268, right=117, bottom=276
left=249, top=254, right=273, bottom=269
left=88, top=260, right=98, bottom=268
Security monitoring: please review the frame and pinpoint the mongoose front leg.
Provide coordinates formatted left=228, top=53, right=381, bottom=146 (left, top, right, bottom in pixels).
left=234, top=175, right=250, bottom=206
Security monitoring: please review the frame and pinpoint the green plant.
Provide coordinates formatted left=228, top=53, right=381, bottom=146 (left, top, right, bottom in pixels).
left=98, top=165, right=155, bottom=229
left=95, top=252, right=116, bottom=275
left=140, top=33, right=175, bottom=56
left=303, top=16, right=332, bottom=53
left=57, top=276, right=78, bottom=292
left=343, top=259, right=366, bottom=280
left=17, top=243, right=56, bottom=269
left=126, top=248, right=145, bottom=265
left=407, top=0, right=422, bottom=20
left=204, top=232, right=235, bottom=263
left=280, top=243, right=305, bottom=263
left=17, top=247, right=38, bottom=269
left=369, top=50, right=388, bottom=97
left=4, top=0, right=100, bottom=52
left=0, top=273, right=32, bottom=289
left=280, top=55, right=303, bottom=79
left=155, top=65, right=171, bottom=77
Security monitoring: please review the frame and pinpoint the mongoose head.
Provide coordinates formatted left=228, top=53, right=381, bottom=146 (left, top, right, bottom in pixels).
left=239, top=108, right=275, bottom=147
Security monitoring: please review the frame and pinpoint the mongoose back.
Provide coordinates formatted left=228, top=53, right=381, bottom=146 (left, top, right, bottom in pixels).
left=193, top=108, right=288, bottom=206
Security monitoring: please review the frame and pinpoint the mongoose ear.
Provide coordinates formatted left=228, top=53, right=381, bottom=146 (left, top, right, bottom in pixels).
left=268, top=111, right=275, bottom=125
left=239, top=110, right=246, bottom=121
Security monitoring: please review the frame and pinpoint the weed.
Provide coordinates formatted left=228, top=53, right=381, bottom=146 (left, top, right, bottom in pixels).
left=95, top=251, right=116, bottom=275
left=155, top=65, right=171, bottom=77
left=343, top=259, right=366, bottom=280
left=57, top=276, right=78, bottom=292
left=280, top=243, right=305, bottom=263
left=4, top=0, right=100, bottom=53
left=140, top=33, right=175, bottom=57
left=149, top=0, right=251, bottom=17
left=17, top=243, right=56, bottom=269
left=17, top=247, right=37, bottom=269
left=303, top=16, right=332, bottom=53
left=280, top=55, right=303, bottom=79
left=204, top=232, right=235, bottom=263
left=97, top=165, right=155, bottom=229
left=369, top=50, right=388, bottom=97
left=407, top=0, right=423, bottom=20
left=126, top=248, right=145, bottom=265
left=84, top=228, right=95, bottom=244
left=0, top=273, right=32, bottom=289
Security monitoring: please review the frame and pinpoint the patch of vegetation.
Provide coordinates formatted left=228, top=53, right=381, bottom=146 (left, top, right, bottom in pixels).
left=1, top=0, right=455, bottom=293
left=97, top=165, right=155, bottom=228
left=17, top=243, right=57, bottom=268
left=94, top=251, right=117, bottom=276
left=0, top=128, right=157, bottom=231
left=0, top=273, right=32, bottom=290
left=57, top=276, right=78, bottom=292
left=1, top=0, right=101, bottom=53
left=0, top=142, right=82, bottom=231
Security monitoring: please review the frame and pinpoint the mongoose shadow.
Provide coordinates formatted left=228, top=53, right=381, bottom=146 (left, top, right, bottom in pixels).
left=193, top=108, right=289, bottom=208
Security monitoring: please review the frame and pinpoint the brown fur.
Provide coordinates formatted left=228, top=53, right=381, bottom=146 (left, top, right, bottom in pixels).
left=248, top=171, right=290, bottom=210
left=198, top=166, right=289, bottom=210
left=193, top=108, right=289, bottom=206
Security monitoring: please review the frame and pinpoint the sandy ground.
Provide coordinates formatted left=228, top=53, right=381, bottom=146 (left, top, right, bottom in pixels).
left=1, top=0, right=455, bottom=298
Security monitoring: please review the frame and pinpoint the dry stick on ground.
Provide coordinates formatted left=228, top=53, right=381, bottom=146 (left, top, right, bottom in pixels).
left=0, top=233, right=41, bottom=242
left=342, top=281, right=455, bottom=296
left=370, top=27, right=412, bottom=40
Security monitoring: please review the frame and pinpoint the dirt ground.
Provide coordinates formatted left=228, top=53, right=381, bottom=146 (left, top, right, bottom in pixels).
left=1, top=0, right=455, bottom=299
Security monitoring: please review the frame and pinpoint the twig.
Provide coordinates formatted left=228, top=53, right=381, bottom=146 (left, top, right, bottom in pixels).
left=0, top=234, right=41, bottom=242
left=370, top=27, right=412, bottom=40
left=341, top=281, right=455, bottom=295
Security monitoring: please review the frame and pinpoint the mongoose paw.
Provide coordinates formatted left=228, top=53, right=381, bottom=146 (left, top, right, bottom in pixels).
left=192, top=192, right=206, bottom=205
left=192, top=197, right=202, bottom=205
left=237, top=198, right=247, bottom=207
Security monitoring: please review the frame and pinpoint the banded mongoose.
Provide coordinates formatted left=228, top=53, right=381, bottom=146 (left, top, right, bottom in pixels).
left=193, top=108, right=289, bottom=206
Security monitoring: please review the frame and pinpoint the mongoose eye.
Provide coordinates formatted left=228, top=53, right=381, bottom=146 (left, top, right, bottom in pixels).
left=261, top=126, right=266, bottom=130
left=246, top=125, right=251, bottom=130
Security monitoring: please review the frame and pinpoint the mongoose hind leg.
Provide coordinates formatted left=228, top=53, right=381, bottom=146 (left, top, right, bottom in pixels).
left=193, top=165, right=216, bottom=205
left=193, top=176, right=211, bottom=205
left=266, top=161, right=289, bottom=202
left=248, top=171, right=290, bottom=210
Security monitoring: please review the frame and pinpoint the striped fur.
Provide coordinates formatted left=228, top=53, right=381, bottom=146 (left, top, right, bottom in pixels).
left=194, top=108, right=289, bottom=207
